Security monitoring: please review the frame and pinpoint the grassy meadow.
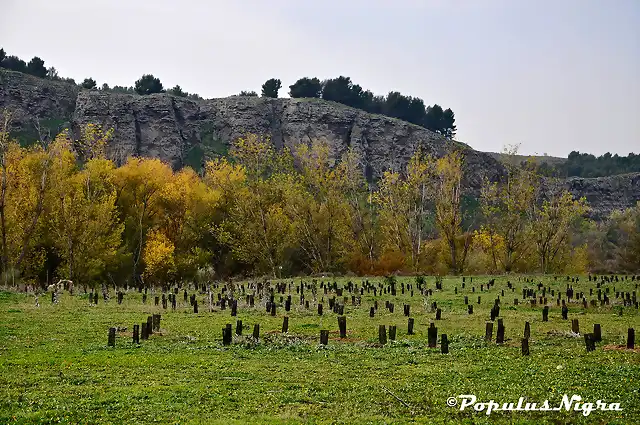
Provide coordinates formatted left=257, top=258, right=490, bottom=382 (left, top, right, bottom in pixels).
left=0, top=275, right=639, bottom=424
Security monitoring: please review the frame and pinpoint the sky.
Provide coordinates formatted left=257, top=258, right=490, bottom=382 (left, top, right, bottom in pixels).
left=1, top=0, right=639, bottom=157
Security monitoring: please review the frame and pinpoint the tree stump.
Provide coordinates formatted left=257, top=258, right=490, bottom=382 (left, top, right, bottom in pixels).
left=441, top=334, right=449, bottom=354
left=571, top=319, right=579, bottom=334
left=108, top=327, right=116, bottom=347
left=496, top=319, right=505, bottom=344
left=524, top=321, right=530, bottom=339
left=338, top=316, right=347, bottom=338
left=435, top=308, right=441, bottom=320
left=141, top=322, right=148, bottom=340
left=318, top=303, right=323, bottom=316
left=542, top=306, right=549, bottom=322
left=236, top=320, right=243, bottom=336
left=320, top=329, right=329, bottom=345
left=428, top=323, right=437, bottom=348
left=253, top=324, right=260, bottom=342
left=628, top=328, right=635, bottom=349
left=152, top=314, right=161, bottom=332
left=408, top=318, right=414, bottom=335
left=485, top=322, right=493, bottom=342
left=389, top=325, right=396, bottom=341
left=584, top=333, right=595, bottom=352
left=282, top=316, right=289, bottom=333
left=593, top=324, right=602, bottom=342
left=133, top=324, right=139, bottom=344
left=521, top=338, right=529, bottom=356
left=379, top=325, right=387, bottom=345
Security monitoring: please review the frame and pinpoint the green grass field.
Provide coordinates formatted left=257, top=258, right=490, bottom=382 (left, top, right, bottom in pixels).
left=1, top=276, right=639, bottom=424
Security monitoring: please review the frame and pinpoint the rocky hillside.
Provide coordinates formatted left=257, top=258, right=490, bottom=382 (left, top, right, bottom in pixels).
left=1, top=69, right=638, bottom=219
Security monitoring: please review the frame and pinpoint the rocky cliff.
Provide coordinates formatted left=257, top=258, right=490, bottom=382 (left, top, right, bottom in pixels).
left=1, top=69, right=638, bottom=219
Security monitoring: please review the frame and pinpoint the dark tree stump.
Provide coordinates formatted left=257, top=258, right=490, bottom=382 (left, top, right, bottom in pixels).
left=108, top=327, right=116, bottom=347
left=193, top=300, right=198, bottom=314
left=318, top=303, right=323, bottom=316
left=369, top=307, right=375, bottom=318
left=571, top=319, right=579, bottom=334
left=141, top=322, right=148, bottom=340
left=282, top=316, right=289, bottom=333
left=584, top=333, right=596, bottom=352
left=496, top=319, right=505, bottom=344
left=428, top=323, right=437, bottom=348
left=153, top=314, right=161, bottom=332
left=524, top=321, right=530, bottom=339
left=542, top=306, right=549, bottom=322
left=253, top=324, right=260, bottom=342
left=133, top=324, right=139, bottom=344
left=593, top=324, right=601, bottom=342
left=441, top=334, right=449, bottom=354
left=320, top=329, right=329, bottom=345
left=235, top=320, right=243, bottom=336
left=408, top=318, right=414, bottom=335
left=379, top=325, right=387, bottom=345
left=467, top=305, right=473, bottom=314
left=562, top=306, right=568, bottom=320
left=338, top=316, right=347, bottom=338
left=628, top=328, right=635, bottom=349
left=485, top=322, right=493, bottom=342
left=147, top=316, right=153, bottom=335
left=521, top=338, right=529, bottom=356
left=389, top=325, right=396, bottom=341
left=435, top=308, right=441, bottom=320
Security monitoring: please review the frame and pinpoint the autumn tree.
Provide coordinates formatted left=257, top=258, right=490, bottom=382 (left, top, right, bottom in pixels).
left=114, top=158, right=173, bottom=285
left=283, top=140, right=353, bottom=273
left=143, top=229, right=176, bottom=286
left=338, top=148, right=380, bottom=274
left=156, top=167, right=218, bottom=282
left=432, top=150, right=470, bottom=274
left=480, top=144, right=538, bottom=272
left=46, top=138, right=123, bottom=285
left=532, top=190, right=588, bottom=273
left=213, top=135, right=296, bottom=276
left=375, top=148, right=434, bottom=272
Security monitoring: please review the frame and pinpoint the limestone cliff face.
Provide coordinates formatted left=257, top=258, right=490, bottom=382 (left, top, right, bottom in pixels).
left=1, top=69, right=638, bottom=219
left=562, top=173, right=640, bottom=220
left=72, top=90, right=502, bottom=191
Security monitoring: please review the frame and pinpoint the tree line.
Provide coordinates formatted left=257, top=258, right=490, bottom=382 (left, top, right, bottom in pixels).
left=238, top=76, right=457, bottom=138
left=1, top=47, right=455, bottom=139
left=559, top=151, right=640, bottom=178
left=1, top=114, right=638, bottom=289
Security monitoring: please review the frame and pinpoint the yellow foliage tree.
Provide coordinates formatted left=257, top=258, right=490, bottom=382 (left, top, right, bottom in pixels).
left=114, top=157, right=173, bottom=284
left=142, top=229, right=176, bottom=286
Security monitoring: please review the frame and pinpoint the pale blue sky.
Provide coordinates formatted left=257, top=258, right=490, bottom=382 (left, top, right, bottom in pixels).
left=1, top=0, right=638, bottom=156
